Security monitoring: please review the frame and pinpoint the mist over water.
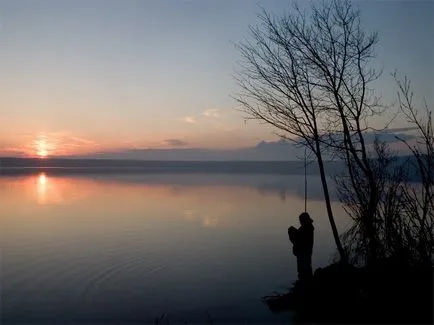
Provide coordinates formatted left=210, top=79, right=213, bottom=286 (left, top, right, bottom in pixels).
left=0, top=173, right=348, bottom=324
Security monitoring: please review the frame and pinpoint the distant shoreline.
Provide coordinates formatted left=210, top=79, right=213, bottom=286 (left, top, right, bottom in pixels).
left=0, top=157, right=419, bottom=179
left=0, top=158, right=325, bottom=176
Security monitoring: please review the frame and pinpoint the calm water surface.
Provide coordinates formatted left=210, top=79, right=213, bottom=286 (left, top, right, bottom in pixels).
left=0, top=173, right=348, bottom=324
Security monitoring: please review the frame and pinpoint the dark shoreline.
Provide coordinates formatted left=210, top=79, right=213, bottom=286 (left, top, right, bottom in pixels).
left=0, top=158, right=327, bottom=176
left=0, top=156, right=420, bottom=179
left=264, top=262, right=433, bottom=324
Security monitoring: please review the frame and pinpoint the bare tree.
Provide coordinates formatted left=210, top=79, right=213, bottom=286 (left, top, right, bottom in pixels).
left=234, top=0, right=382, bottom=262
left=395, top=75, right=434, bottom=266
left=336, top=75, right=433, bottom=267
left=335, top=139, right=408, bottom=265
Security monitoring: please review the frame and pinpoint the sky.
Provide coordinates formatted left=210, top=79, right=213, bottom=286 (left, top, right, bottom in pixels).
left=0, top=0, right=433, bottom=158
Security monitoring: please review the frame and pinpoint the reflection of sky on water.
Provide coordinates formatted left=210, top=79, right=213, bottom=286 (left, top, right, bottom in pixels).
left=0, top=173, right=348, bottom=324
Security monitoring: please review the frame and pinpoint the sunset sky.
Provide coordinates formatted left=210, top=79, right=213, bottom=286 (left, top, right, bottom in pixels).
left=0, top=0, right=433, bottom=158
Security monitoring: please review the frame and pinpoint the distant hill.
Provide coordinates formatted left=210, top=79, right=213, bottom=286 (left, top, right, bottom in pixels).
left=0, top=155, right=422, bottom=181
left=0, top=157, right=333, bottom=176
left=68, top=139, right=306, bottom=161
left=58, top=132, right=414, bottom=161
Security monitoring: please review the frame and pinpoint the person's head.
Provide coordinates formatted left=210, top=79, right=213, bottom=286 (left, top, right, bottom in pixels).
left=299, top=212, right=313, bottom=226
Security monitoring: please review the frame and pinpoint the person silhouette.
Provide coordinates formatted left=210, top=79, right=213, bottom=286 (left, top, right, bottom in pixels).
left=288, top=212, right=314, bottom=282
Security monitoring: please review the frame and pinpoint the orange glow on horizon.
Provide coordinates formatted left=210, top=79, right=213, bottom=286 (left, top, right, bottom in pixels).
left=1, top=131, right=277, bottom=158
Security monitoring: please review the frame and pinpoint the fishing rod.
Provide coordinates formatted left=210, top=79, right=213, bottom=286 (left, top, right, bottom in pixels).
left=304, top=147, right=308, bottom=212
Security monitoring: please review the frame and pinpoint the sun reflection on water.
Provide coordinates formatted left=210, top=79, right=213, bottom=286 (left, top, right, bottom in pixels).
left=36, top=173, right=48, bottom=204
left=25, top=173, right=93, bottom=205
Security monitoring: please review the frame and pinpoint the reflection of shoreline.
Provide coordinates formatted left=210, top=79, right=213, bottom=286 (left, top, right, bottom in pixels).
left=255, top=179, right=330, bottom=202
left=1, top=172, right=333, bottom=203
left=182, top=206, right=236, bottom=228
left=0, top=160, right=331, bottom=176
left=83, top=173, right=333, bottom=201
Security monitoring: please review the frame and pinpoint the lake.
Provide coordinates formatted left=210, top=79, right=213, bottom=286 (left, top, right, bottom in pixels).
left=0, top=172, right=349, bottom=324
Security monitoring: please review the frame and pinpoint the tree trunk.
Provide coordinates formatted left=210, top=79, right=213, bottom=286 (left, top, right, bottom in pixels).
left=316, top=151, right=348, bottom=263
left=366, top=187, right=379, bottom=265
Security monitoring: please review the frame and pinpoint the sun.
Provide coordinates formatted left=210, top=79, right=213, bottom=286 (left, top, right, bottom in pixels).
left=35, top=135, right=50, bottom=158
left=38, top=149, right=48, bottom=158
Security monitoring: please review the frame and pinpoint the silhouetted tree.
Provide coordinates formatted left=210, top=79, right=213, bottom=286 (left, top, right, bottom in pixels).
left=335, top=138, right=407, bottom=265
left=234, top=0, right=383, bottom=262
left=395, top=75, right=433, bottom=266
left=336, top=75, right=433, bottom=267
